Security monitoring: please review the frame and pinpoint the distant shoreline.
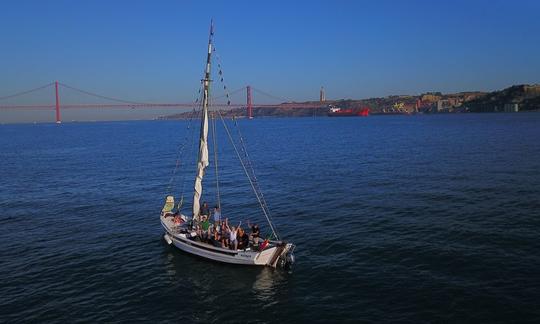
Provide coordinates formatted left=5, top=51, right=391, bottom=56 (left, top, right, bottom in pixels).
left=2, top=111, right=540, bottom=125
left=2, top=84, right=539, bottom=124
left=161, top=84, right=540, bottom=120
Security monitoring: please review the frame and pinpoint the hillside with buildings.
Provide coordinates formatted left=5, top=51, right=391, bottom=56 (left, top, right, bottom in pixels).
left=160, top=84, right=540, bottom=119
left=463, top=84, right=540, bottom=112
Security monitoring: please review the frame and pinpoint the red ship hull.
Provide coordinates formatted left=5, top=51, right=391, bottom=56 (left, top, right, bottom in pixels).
left=327, top=108, right=370, bottom=117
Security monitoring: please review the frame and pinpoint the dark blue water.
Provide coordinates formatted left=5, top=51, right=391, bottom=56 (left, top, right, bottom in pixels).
left=1, top=114, right=540, bottom=323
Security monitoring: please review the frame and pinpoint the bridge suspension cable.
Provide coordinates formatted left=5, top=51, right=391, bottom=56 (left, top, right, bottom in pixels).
left=212, top=86, right=246, bottom=102
left=251, top=86, right=289, bottom=103
left=0, top=81, right=324, bottom=116
left=0, top=82, right=54, bottom=101
left=58, top=82, right=152, bottom=105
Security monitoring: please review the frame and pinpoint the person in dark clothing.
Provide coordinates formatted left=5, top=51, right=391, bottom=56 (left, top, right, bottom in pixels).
left=237, top=227, right=250, bottom=250
left=248, top=221, right=261, bottom=245
left=200, top=202, right=210, bottom=218
left=211, top=222, right=221, bottom=247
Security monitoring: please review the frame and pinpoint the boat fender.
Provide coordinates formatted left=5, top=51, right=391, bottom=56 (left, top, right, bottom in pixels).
left=164, top=234, right=173, bottom=245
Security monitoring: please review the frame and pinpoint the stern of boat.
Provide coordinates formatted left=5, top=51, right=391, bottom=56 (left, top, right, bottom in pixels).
left=262, top=242, right=295, bottom=268
left=278, top=243, right=295, bottom=269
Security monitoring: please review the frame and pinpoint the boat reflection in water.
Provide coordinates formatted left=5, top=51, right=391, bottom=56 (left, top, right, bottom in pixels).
left=252, top=268, right=287, bottom=304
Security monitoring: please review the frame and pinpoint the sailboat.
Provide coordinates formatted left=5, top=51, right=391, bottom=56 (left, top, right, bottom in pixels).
left=159, top=22, right=295, bottom=268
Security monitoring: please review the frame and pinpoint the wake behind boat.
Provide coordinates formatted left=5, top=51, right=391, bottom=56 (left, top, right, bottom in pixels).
left=159, top=21, right=295, bottom=268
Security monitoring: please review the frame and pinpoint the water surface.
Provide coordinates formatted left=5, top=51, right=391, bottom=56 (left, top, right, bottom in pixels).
left=1, top=114, right=540, bottom=322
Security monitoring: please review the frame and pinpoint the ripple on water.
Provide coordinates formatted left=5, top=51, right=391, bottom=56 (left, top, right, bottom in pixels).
left=1, top=116, right=540, bottom=322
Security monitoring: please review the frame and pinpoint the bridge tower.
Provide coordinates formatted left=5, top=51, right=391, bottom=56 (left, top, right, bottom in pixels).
left=320, top=86, right=325, bottom=102
left=247, top=85, right=253, bottom=119
left=55, top=81, right=61, bottom=124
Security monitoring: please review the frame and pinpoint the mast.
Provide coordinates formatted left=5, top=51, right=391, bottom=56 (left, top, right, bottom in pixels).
left=193, top=21, right=214, bottom=220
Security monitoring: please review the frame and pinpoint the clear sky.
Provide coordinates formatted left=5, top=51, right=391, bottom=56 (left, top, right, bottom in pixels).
left=1, top=0, right=540, bottom=122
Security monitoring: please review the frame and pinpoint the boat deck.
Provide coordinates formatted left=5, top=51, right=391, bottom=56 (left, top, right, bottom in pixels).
left=161, top=214, right=270, bottom=255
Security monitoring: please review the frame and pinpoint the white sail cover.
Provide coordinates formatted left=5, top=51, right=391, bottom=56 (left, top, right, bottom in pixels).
left=192, top=88, right=209, bottom=219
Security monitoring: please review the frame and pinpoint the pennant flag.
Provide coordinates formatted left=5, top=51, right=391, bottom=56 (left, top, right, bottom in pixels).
left=259, top=239, right=269, bottom=251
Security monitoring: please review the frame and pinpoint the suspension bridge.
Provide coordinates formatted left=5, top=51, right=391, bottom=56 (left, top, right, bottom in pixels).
left=0, top=81, right=326, bottom=123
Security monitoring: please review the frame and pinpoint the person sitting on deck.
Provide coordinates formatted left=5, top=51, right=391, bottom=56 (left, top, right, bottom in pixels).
left=173, top=213, right=184, bottom=225
left=213, top=206, right=221, bottom=225
left=248, top=221, right=261, bottom=245
left=200, top=202, right=210, bottom=218
left=211, top=221, right=221, bottom=246
left=198, top=215, right=211, bottom=242
left=162, top=196, right=175, bottom=217
left=237, top=227, right=250, bottom=250
left=236, top=226, right=244, bottom=249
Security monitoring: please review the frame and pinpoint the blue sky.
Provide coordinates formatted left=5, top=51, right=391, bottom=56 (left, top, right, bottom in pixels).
left=1, top=0, right=540, bottom=121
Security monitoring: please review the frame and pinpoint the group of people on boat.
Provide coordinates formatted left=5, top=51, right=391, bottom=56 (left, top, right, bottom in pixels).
left=166, top=201, right=264, bottom=251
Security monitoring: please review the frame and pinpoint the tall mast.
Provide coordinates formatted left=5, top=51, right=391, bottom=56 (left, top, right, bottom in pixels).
left=193, top=21, right=214, bottom=220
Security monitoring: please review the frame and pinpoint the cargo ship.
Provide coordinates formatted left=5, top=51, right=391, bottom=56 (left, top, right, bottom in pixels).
left=327, top=105, right=369, bottom=117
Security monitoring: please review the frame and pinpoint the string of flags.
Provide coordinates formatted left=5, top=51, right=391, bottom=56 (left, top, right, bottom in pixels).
left=214, top=47, right=231, bottom=106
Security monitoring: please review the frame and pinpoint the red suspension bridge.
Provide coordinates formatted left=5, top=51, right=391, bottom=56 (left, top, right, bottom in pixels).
left=0, top=81, right=326, bottom=123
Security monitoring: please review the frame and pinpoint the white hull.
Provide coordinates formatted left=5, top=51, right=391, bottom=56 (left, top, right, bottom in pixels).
left=161, top=214, right=292, bottom=268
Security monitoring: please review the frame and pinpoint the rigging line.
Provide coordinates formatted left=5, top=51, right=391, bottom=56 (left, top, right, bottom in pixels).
left=58, top=82, right=155, bottom=105
left=211, top=46, right=246, bottom=103
left=0, top=82, right=55, bottom=101
left=166, top=106, right=198, bottom=195
left=211, top=86, right=246, bottom=100
left=180, top=89, right=205, bottom=210
left=209, top=43, right=231, bottom=213
left=211, top=108, right=221, bottom=210
left=217, top=110, right=280, bottom=240
left=167, top=85, right=205, bottom=195
left=187, top=86, right=206, bottom=203
left=236, top=128, right=264, bottom=201
left=176, top=107, right=199, bottom=208
left=210, top=43, right=231, bottom=211
left=232, top=117, right=279, bottom=237
left=179, top=108, right=201, bottom=210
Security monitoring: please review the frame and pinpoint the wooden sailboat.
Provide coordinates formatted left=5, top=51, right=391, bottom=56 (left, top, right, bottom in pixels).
left=159, top=22, right=295, bottom=268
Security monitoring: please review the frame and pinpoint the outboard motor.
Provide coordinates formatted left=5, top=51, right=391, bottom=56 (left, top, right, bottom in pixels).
left=277, top=244, right=296, bottom=269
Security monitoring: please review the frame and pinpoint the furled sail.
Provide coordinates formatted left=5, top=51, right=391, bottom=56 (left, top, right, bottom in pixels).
left=192, top=22, right=213, bottom=220
left=192, top=100, right=209, bottom=219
